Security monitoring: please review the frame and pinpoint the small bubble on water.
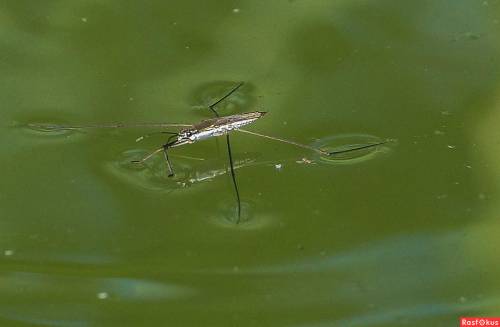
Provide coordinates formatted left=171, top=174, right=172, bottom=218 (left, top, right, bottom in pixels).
left=447, top=145, right=456, bottom=149
left=465, top=32, right=481, bottom=40
left=232, top=8, right=240, bottom=13
left=4, top=249, right=14, bottom=256
left=81, top=17, right=88, bottom=23
left=97, top=292, right=109, bottom=300
left=275, top=163, right=282, bottom=170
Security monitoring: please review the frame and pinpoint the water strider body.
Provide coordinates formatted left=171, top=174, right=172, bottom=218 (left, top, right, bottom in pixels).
left=170, top=111, right=266, bottom=148
left=28, top=82, right=390, bottom=223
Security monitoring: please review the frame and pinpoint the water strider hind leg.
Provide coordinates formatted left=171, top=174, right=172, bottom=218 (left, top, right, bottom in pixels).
left=237, top=129, right=390, bottom=157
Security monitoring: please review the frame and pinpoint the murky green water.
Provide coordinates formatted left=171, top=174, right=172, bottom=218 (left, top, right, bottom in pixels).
left=1, top=1, right=500, bottom=326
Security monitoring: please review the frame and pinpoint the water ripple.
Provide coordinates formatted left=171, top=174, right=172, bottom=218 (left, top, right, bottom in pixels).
left=0, top=271, right=195, bottom=325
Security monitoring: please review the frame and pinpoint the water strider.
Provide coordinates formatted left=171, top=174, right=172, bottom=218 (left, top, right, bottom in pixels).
left=29, top=82, right=389, bottom=223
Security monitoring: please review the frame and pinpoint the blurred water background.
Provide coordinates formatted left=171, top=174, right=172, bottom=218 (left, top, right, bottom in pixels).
left=1, top=0, right=500, bottom=326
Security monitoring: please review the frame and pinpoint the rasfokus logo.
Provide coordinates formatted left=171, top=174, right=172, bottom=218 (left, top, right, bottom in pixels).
left=460, top=317, right=500, bottom=326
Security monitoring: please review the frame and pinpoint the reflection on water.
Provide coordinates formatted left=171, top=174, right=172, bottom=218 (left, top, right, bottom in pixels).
left=0, top=272, right=194, bottom=325
left=25, top=123, right=76, bottom=136
left=202, top=230, right=500, bottom=326
left=105, top=149, right=265, bottom=193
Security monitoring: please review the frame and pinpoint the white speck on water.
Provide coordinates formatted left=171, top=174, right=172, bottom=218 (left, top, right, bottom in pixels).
left=447, top=145, right=456, bottom=149
left=129, top=97, right=134, bottom=101
left=232, top=8, right=240, bottom=13
left=465, top=164, right=472, bottom=169
left=283, top=121, right=288, bottom=125
left=296, top=158, right=314, bottom=164
left=436, top=194, right=448, bottom=200
left=459, top=296, right=467, bottom=303
left=81, top=17, right=88, bottom=23
left=4, top=249, right=14, bottom=256
left=185, top=45, right=190, bottom=49
left=441, top=110, right=451, bottom=116
left=172, top=21, right=177, bottom=26
left=275, top=163, right=282, bottom=170
left=97, top=292, right=109, bottom=300
left=434, top=130, right=445, bottom=135
left=478, top=193, right=486, bottom=200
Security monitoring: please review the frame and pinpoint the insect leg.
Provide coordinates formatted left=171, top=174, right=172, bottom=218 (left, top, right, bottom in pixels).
left=225, top=134, right=241, bottom=223
left=327, top=141, right=389, bottom=155
left=162, top=135, right=179, bottom=177
left=28, top=122, right=191, bottom=131
left=131, top=134, right=178, bottom=173
left=237, top=129, right=389, bottom=156
left=207, top=82, right=245, bottom=223
left=136, top=131, right=179, bottom=142
left=236, top=129, right=329, bottom=155
left=208, top=82, right=245, bottom=116
left=130, top=147, right=164, bottom=164
left=163, top=145, right=175, bottom=177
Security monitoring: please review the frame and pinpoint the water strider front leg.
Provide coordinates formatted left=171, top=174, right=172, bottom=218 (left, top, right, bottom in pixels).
left=131, top=134, right=178, bottom=178
left=162, top=144, right=175, bottom=177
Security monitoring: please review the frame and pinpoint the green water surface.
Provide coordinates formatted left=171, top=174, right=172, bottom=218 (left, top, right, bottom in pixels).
left=1, top=1, right=500, bottom=326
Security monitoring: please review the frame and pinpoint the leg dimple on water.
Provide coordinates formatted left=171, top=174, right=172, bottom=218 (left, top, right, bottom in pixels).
left=313, top=134, right=394, bottom=165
